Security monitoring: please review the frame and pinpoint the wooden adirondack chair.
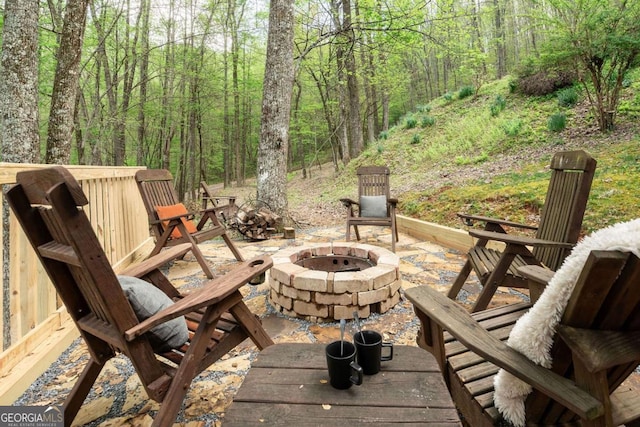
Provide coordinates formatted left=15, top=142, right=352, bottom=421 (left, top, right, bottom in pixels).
left=339, top=166, right=399, bottom=252
left=406, top=250, right=640, bottom=427
left=5, top=166, right=274, bottom=427
left=449, top=150, right=596, bottom=312
left=136, top=169, right=244, bottom=279
left=199, top=180, right=237, bottom=223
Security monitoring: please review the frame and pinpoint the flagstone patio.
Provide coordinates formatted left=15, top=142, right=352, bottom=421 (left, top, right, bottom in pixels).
left=15, top=225, right=529, bottom=426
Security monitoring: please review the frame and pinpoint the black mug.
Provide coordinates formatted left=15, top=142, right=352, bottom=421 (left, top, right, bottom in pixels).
left=353, top=330, right=394, bottom=375
left=325, top=341, right=363, bottom=389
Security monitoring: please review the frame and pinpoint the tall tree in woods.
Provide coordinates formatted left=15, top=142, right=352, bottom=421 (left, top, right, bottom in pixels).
left=257, top=0, right=295, bottom=219
left=0, top=0, right=40, bottom=350
left=45, top=0, right=90, bottom=164
left=0, top=0, right=40, bottom=163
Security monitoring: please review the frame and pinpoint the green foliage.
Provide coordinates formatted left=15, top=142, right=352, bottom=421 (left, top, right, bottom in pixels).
left=411, top=134, right=421, bottom=144
left=490, top=95, right=506, bottom=117
left=458, top=85, right=475, bottom=99
left=547, top=113, right=567, bottom=132
left=421, top=116, right=436, bottom=127
left=405, top=116, right=418, bottom=129
left=557, top=87, right=578, bottom=107
left=379, top=131, right=389, bottom=140
left=443, top=92, right=454, bottom=102
left=417, top=105, right=432, bottom=113
left=503, top=119, right=523, bottom=136
left=377, top=144, right=384, bottom=154
left=454, top=153, right=488, bottom=165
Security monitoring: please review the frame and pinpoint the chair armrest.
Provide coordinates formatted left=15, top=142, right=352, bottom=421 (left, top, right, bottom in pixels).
left=405, top=285, right=605, bottom=420
left=388, top=197, right=398, bottom=206
left=517, top=265, right=555, bottom=303
left=458, top=212, right=538, bottom=230
left=125, top=255, right=273, bottom=341
left=339, top=198, right=359, bottom=207
left=119, top=243, right=192, bottom=278
left=469, top=229, right=574, bottom=249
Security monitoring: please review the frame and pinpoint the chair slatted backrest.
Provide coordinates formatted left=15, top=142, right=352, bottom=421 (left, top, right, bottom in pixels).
left=533, top=151, right=596, bottom=270
left=525, top=250, right=640, bottom=423
left=358, top=166, right=391, bottom=198
left=136, top=169, right=183, bottom=235
left=6, top=167, right=165, bottom=384
left=357, top=166, right=392, bottom=218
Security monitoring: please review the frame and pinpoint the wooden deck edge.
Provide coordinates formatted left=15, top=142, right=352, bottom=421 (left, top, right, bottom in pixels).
left=0, top=311, right=78, bottom=404
left=397, top=215, right=504, bottom=252
left=0, top=237, right=155, bottom=404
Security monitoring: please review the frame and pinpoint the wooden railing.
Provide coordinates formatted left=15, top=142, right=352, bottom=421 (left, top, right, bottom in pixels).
left=0, top=163, right=152, bottom=403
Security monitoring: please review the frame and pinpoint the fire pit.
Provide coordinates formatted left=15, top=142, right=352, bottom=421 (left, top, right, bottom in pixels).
left=268, top=242, right=401, bottom=322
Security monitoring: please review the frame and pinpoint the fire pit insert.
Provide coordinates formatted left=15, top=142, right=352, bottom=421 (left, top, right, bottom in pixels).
left=269, top=242, right=401, bottom=322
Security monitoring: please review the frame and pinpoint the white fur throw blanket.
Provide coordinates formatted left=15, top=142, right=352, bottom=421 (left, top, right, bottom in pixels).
left=493, top=218, right=640, bottom=427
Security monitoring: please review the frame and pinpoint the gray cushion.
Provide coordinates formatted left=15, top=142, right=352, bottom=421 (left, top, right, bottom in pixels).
left=359, top=195, right=388, bottom=217
left=118, top=275, right=189, bottom=353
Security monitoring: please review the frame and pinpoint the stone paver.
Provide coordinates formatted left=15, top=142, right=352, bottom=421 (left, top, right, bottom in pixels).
left=16, top=225, right=529, bottom=426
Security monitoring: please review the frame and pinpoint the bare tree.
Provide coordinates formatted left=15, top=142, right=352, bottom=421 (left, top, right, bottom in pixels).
left=257, top=0, right=295, bottom=219
left=0, top=0, right=40, bottom=163
left=45, top=0, right=90, bottom=164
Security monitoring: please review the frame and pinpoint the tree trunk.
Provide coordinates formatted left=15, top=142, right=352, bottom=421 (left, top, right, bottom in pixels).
left=257, top=0, right=294, bottom=219
left=343, top=0, right=363, bottom=158
left=137, top=0, right=150, bottom=166
left=0, top=0, right=40, bottom=163
left=45, top=0, right=90, bottom=164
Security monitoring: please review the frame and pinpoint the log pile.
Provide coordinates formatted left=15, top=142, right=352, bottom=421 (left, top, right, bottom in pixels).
left=234, top=206, right=280, bottom=240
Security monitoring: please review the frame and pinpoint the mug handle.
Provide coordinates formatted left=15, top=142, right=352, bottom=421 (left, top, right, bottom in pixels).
left=381, top=342, right=394, bottom=361
left=349, top=361, right=364, bottom=385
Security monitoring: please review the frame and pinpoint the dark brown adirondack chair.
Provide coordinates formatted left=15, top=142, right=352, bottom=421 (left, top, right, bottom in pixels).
left=448, top=150, right=596, bottom=312
left=6, top=166, right=274, bottom=427
left=136, top=169, right=244, bottom=279
left=406, top=250, right=640, bottom=427
left=199, top=180, right=237, bottom=223
left=339, top=166, right=399, bottom=252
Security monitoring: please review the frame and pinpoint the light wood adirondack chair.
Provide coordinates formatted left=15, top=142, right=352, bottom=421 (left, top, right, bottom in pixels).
left=199, top=180, right=237, bottom=223
left=136, top=169, right=244, bottom=279
left=6, top=166, right=274, bottom=427
left=449, top=150, right=597, bottom=312
left=339, top=166, right=399, bottom=252
left=406, top=250, right=640, bottom=427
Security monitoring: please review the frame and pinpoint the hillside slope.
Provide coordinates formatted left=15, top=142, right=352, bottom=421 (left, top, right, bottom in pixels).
left=228, top=75, right=640, bottom=234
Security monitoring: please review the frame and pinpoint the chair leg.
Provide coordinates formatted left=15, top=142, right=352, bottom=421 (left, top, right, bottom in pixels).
left=229, top=301, right=274, bottom=349
left=64, top=358, right=104, bottom=426
left=222, top=231, right=245, bottom=262
left=471, top=253, right=515, bottom=312
left=448, top=258, right=472, bottom=300
left=151, top=305, right=226, bottom=427
left=354, top=225, right=361, bottom=241
left=345, top=222, right=351, bottom=241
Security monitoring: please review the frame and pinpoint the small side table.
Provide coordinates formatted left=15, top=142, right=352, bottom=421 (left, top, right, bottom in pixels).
left=223, top=343, right=462, bottom=426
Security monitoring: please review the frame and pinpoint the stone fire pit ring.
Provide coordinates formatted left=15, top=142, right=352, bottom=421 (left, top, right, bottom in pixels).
left=268, top=242, right=401, bottom=322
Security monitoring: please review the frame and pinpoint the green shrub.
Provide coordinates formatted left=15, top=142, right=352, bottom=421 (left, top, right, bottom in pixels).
left=421, top=116, right=436, bottom=127
left=376, top=144, right=384, bottom=154
left=411, top=133, right=421, bottom=144
left=417, top=104, right=432, bottom=113
left=548, top=113, right=566, bottom=132
left=503, top=119, right=523, bottom=136
left=405, top=116, right=418, bottom=129
left=379, top=131, right=388, bottom=140
left=458, top=85, right=475, bottom=99
left=490, top=95, right=506, bottom=117
left=557, top=87, right=578, bottom=107
left=443, top=92, right=453, bottom=101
